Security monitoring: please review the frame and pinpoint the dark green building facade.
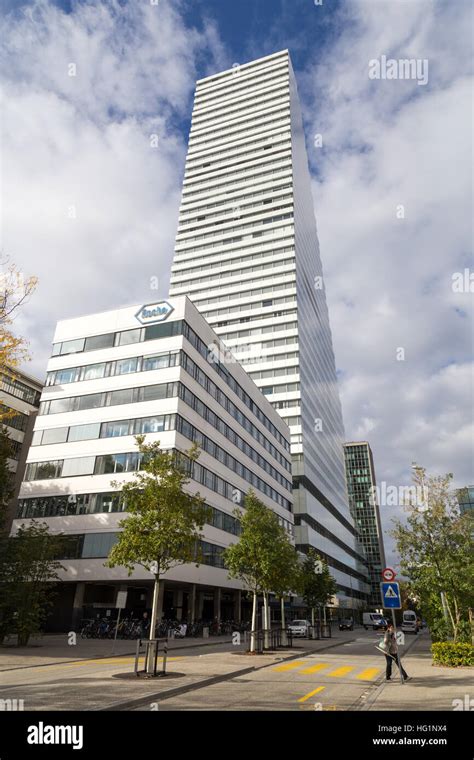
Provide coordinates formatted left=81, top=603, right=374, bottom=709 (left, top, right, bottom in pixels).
left=343, top=442, right=386, bottom=610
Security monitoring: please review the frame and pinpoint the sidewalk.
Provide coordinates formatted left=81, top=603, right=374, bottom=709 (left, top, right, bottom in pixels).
left=0, top=633, right=233, bottom=671
left=366, top=632, right=473, bottom=711
left=0, top=629, right=350, bottom=672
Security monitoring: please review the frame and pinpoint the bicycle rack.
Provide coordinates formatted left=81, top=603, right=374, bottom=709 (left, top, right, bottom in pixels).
left=246, top=629, right=293, bottom=652
left=134, top=637, right=169, bottom=677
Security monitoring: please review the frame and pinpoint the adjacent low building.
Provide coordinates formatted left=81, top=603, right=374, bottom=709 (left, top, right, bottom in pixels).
left=0, top=368, right=42, bottom=531
left=11, top=296, right=293, bottom=629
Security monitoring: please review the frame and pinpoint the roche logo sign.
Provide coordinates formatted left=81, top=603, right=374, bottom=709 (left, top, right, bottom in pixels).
left=135, top=301, right=174, bottom=325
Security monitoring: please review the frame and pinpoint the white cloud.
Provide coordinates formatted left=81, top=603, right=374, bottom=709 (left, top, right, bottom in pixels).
left=2, top=0, right=471, bottom=571
left=298, top=0, right=473, bottom=563
left=1, top=0, right=225, bottom=375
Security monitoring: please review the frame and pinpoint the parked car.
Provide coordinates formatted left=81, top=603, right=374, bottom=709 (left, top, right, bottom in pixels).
left=362, top=612, right=387, bottom=630
left=287, top=619, right=311, bottom=637
left=338, top=618, right=354, bottom=631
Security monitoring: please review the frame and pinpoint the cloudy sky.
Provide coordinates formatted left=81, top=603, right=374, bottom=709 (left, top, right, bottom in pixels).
left=1, top=0, right=472, bottom=565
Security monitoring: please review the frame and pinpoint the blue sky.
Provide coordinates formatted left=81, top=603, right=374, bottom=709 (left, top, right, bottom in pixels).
left=1, top=0, right=473, bottom=565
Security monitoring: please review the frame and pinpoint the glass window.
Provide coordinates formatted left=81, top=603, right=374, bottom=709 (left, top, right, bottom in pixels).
left=101, top=420, right=131, bottom=438
left=60, top=338, right=85, bottom=355
left=139, top=416, right=165, bottom=434
left=195, top=399, right=205, bottom=418
left=115, top=357, right=138, bottom=376
left=94, top=493, right=121, bottom=514
left=125, top=452, right=140, bottom=471
left=83, top=363, right=106, bottom=381
left=116, top=329, right=142, bottom=346
left=61, top=457, right=95, bottom=477
left=108, top=388, right=134, bottom=406
left=48, top=398, right=72, bottom=414
left=141, top=384, right=166, bottom=402
left=144, top=321, right=181, bottom=342
left=68, top=423, right=101, bottom=442
left=204, top=469, right=215, bottom=490
left=26, top=460, right=63, bottom=480
left=77, top=393, right=103, bottom=411
left=55, top=368, right=79, bottom=384
left=84, top=334, right=114, bottom=351
left=142, top=353, right=170, bottom=372
left=42, top=427, right=69, bottom=445
left=31, top=431, right=42, bottom=446
left=95, top=454, right=120, bottom=475
left=82, top=532, right=118, bottom=559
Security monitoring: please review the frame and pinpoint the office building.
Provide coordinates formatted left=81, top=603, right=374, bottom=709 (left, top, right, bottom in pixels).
left=344, top=442, right=386, bottom=610
left=457, top=485, right=474, bottom=516
left=169, top=50, right=370, bottom=610
left=11, top=296, right=293, bottom=628
left=0, top=368, right=42, bottom=531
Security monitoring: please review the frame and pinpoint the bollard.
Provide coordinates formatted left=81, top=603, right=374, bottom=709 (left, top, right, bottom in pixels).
left=161, top=642, right=168, bottom=676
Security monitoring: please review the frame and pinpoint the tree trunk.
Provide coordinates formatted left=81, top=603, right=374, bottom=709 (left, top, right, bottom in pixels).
left=311, top=607, right=315, bottom=627
left=250, top=591, right=258, bottom=653
left=281, top=597, right=287, bottom=646
left=263, top=593, right=270, bottom=649
left=147, top=573, right=161, bottom=673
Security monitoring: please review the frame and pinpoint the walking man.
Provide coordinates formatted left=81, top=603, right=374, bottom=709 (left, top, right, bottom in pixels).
left=384, top=621, right=410, bottom=682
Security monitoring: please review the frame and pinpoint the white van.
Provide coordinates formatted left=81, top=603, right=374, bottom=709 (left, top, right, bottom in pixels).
left=401, top=610, right=418, bottom=634
left=362, top=612, right=387, bottom=630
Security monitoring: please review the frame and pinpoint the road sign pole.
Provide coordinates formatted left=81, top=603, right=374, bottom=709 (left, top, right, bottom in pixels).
left=391, top=609, right=404, bottom=685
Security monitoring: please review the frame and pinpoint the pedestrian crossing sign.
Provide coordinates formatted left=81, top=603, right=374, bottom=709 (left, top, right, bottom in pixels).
left=380, top=581, right=401, bottom=609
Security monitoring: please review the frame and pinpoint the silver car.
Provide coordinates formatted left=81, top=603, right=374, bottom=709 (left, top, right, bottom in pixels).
left=287, top=619, right=311, bottom=637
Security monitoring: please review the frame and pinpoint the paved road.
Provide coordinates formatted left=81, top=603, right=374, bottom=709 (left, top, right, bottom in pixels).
left=0, top=628, right=408, bottom=711
left=136, top=632, right=399, bottom=711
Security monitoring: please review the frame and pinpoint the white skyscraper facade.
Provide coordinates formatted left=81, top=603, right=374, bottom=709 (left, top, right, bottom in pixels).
left=170, top=50, right=370, bottom=610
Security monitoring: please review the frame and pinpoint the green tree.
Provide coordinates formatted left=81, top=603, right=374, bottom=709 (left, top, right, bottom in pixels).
left=0, top=426, right=14, bottom=533
left=0, top=522, right=66, bottom=646
left=299, top=548, right=337, bottom=626
left=224, top=491, right=298, bottom=651
left=271, top=539, right=301, bottom=635
left=392, top=468, right=474, bottom=643
left=105, top=437, right=210, bottom=661
left=0, top=255, right=38, bottom=420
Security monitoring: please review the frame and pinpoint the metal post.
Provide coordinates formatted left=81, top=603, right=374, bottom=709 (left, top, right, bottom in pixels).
left=134, top=638, right=141, bottom=677
left=161, top=642, right=168, bottom=676
left=391, top=610, right=404, bottom=685
left=111, top=606, right=121, bottom=655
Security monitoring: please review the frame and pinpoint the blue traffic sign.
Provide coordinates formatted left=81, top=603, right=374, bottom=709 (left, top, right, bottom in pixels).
left=380, top=581, right=402, bottom=609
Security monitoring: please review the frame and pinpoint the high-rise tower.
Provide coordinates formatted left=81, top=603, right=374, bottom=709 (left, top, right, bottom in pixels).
left=344, top=441, right=386, bottom=609
left=170, top=50, right=369, bottom=609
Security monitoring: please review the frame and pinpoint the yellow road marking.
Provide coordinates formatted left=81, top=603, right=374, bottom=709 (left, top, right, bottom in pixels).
left=273, top=660, right=307, bottom=672
left=299, top=663, right=329, bottom=675
left=298, top=686, right=325, bottom=703
left=327, top=665, right=355, bottom=677
left=356, top=668, right=380, bottom=681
